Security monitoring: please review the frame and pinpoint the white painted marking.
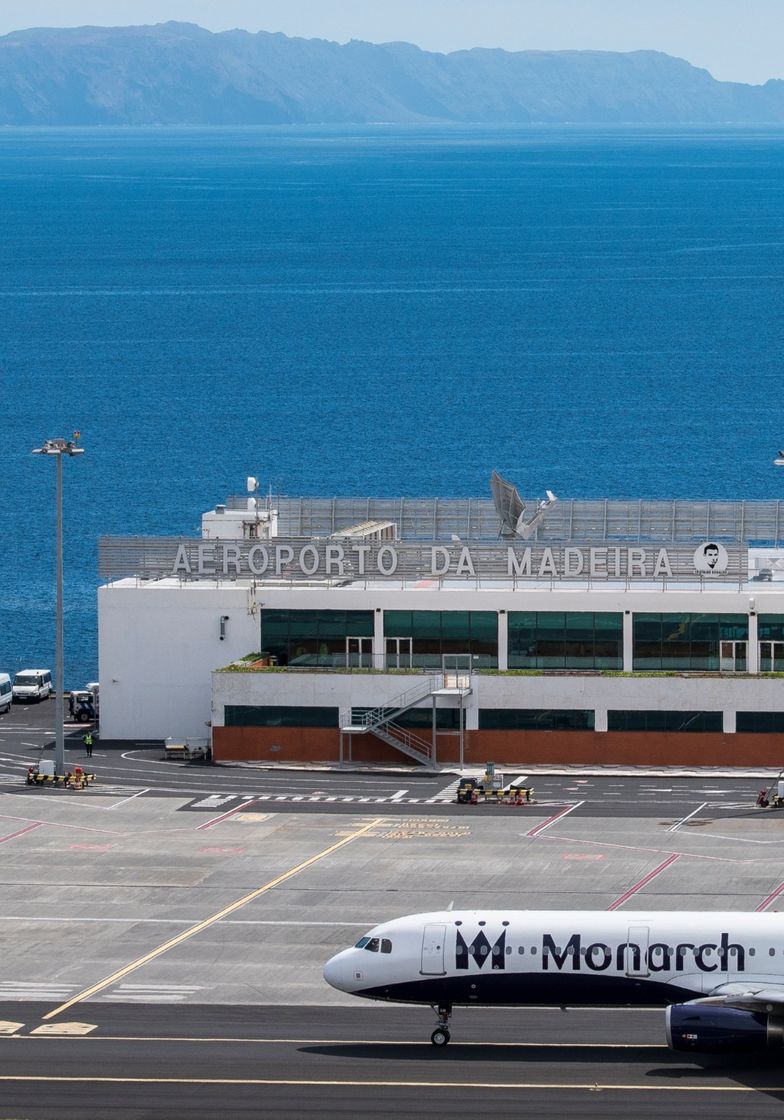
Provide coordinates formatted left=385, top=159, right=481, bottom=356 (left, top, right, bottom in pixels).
left=106, top=788, right=148, bottom=811
left=191, top=795, right=234, bottom=809
left=432, top=779, right=460, bottom=800
left=508, top=774, right=529, bottom=787
left=526, top=801, right=584, bottom=838
left=668, top=801, right=708, bottom=833
left=390, top=789, right=408, bottom=801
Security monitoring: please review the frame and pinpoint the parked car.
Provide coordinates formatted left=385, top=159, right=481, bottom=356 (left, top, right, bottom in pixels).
left=0, top=673, right=11, bottom=713
left=12, top=669, right=52, bottom=703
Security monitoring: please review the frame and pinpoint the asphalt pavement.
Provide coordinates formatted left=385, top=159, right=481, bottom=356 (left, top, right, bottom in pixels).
left=0, top=700, right=773, bottom=821
left=1, top=1003, right=784, bottom=1119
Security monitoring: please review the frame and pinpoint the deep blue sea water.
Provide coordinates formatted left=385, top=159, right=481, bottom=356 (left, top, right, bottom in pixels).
left=2, top=124, right=784, bottom=686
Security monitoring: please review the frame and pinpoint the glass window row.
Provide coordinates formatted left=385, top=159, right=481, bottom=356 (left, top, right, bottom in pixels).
left=258, top=609, right=784, bottom=673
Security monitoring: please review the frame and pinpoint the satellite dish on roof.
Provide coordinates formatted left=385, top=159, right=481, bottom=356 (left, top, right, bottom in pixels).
left=247, top=476, right=259, bottom=493
left=490, top=470, right=558, bottom=539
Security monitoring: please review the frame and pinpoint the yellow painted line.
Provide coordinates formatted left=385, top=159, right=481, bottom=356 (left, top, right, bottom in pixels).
left=0, top=1022, right=24, bottom=1036
left=42, top=816, right=385, bottom=1021
left=0, top=1076, right=769, bottom=1092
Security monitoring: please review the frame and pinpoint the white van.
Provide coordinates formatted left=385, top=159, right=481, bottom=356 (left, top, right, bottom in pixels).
left=12, top=669, right=53, bottom=703
left=0, top=674, right=11, bottom=713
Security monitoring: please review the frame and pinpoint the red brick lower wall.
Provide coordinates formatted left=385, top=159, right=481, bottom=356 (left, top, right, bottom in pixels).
left=213, top=726, right=784, bottom=767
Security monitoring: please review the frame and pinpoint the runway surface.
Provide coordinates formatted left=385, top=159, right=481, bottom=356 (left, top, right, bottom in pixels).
left=2, top=1003, right=784, bottom=1119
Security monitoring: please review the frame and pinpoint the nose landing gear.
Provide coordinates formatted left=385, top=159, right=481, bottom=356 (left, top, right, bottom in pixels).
left=430, top=1004, right=452, bottom=1046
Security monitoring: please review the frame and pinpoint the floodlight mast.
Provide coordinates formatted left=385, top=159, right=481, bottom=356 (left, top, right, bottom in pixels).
left=32, top=436, right=84, bottom=778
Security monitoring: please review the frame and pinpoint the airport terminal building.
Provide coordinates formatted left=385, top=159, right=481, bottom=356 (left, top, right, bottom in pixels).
left=98, top=477, right=784, bottom=767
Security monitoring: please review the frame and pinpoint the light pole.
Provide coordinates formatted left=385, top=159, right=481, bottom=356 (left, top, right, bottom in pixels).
left=32, top=435, right=84, bottom=777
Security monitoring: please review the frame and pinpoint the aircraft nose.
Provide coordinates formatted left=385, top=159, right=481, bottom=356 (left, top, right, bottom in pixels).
left=323, top=952, right=349, bottom=992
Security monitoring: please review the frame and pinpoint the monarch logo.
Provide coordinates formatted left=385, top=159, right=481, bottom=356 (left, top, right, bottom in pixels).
left=542, top=932, right=745, bottom=973
left=455, top=928, right=506, bottom=971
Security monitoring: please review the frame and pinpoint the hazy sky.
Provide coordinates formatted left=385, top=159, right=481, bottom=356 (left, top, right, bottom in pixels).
left=0, top=1, right=782, bottom=85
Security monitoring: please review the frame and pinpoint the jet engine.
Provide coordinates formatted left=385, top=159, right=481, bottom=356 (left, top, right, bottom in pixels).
left=666, top=1004, right=784, bottom=1054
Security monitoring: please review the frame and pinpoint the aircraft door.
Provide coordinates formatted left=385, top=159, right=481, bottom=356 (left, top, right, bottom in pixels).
left=625, top=925, right=650, bottom=977
left=420, top=923, right=447, bottom=975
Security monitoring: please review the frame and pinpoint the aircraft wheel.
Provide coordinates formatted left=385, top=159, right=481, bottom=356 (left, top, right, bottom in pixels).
left=430, top=1028, right=450, bottom=1047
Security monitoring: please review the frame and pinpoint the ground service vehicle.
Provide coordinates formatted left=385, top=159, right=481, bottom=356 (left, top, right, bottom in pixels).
left=12, top=669, right=52, bottom=703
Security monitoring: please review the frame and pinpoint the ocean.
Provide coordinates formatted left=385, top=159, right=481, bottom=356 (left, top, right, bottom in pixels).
left=1, top=124, right=783, bottom=686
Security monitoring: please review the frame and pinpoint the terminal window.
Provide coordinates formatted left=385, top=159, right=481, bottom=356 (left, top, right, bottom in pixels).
left=632, top=614, right=747, bottom=671
left=224, top=705, right=339, bottom=727
left=508, top=611, right=622, bottom=670
left=608, top=711, right=723, bottom=732
left=736, top=712, right=784, bottom=733
left=479, top=709, right=595, bottom=731
left=383, top=610, right=497, bottom=668
left=260, top=609, right=373, bottom=667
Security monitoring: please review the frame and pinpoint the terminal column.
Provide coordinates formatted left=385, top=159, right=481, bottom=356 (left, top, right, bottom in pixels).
left=622, top=612, right=634, bottom=672
left=497, top=610, right=508, bottom=671
left=747, top=611, right=759, bottom=675
left=374, top=609, right=385, bottom=670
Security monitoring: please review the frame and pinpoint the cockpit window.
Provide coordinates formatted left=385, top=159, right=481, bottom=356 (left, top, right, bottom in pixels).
left=354, top=935, right=391, bottom=953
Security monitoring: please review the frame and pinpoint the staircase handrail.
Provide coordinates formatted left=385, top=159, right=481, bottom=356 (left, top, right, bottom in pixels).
left=370, top=721, right=433, bottom=765
left=350, top=675, right=441, bottom=731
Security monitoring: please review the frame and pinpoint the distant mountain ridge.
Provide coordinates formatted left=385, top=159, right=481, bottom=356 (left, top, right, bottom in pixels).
left=1, top=21, right=784, bottom=126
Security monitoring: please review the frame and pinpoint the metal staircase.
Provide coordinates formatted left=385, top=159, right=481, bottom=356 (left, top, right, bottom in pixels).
left=339, top=676, right=442, bottom=766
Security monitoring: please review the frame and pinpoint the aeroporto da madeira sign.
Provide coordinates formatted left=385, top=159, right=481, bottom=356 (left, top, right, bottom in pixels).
left=99, top=537, right=743, bottom=582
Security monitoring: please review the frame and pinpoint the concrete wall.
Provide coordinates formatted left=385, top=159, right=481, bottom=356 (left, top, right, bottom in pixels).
left=98, top=578, right=784, bottom=742
left=98, top=581, right=260, bottom=740
left=212, top=666, right=784, bottom=731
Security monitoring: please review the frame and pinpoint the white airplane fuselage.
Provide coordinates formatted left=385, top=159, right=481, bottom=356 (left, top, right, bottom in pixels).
left=324, top=909, right=784, bottom=1051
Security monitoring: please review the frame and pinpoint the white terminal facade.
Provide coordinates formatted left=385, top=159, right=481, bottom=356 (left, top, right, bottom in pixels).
left=97, top=478, right=784, bottom=767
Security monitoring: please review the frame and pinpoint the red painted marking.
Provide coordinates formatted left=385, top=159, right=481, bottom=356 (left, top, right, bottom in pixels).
left=196, top=800, right=255, bottom=831
left=199, top=846, right=247, bottom=855
left=756, top=882, right=784, bottom=912
left=0, top=822, right=43, bottom=844
left=563, top=854, right=604, bottom=861
left=526, top=803, right=582, bottom=838
left=607, top=854, right=680, bottom=910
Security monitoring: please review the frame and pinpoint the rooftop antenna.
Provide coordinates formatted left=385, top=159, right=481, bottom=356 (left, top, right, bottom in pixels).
left=490, top=471, right=558, bottom=540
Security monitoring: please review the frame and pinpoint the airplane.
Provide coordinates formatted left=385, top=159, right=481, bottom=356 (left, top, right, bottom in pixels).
left=324, top=908, right=784, bottom=1053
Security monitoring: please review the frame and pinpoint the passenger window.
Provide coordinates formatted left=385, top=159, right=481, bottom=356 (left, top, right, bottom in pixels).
left=381, top=939, right=392, bottom=954
left=365, top=938, right=380, bottom=953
